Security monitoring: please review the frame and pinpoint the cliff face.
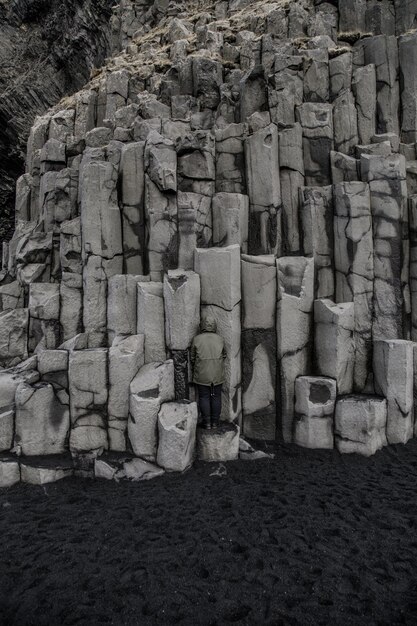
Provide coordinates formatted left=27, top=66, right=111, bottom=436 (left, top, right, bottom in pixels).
left=3, top=0, right=417, bottom=479
left=0, top=0, right=115, bottom=242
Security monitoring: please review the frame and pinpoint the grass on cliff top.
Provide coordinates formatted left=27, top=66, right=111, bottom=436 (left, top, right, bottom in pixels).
left=52, top=0, right=293, bottom=114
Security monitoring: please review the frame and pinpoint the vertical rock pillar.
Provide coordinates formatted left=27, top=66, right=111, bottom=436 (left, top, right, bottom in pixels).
left=80, top=158, right=123, bottom=346
left=163, top=270, right=201, bottom=401
left=244, top=123, right=282, bottom=256
left=374, top=340, right=414, bottom=444
left=300, top=186, right=335, bottom=300
left=276, top=256, right=314, bottom=443
left=119, top=142, right=146, bottom=274
left=314, top=299, right=355, bottom=395
left=334, top=182, right=374, bottom=391
left=194, top=245, right=242, bottom=423
left=361, top=154, right=409, bottom=341
left=241, top=254, right=277, bottom=440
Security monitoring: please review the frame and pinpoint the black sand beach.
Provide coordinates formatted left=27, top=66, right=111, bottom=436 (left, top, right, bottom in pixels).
left=2, top=441, right=417, bottom=626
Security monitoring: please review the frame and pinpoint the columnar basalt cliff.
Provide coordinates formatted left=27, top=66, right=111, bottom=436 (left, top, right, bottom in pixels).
left=2, top=0, right=417, bottom=486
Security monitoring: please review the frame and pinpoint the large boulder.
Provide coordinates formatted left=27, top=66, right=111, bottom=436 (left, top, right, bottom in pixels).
left=15, top=382, right=70, bottom=456
left=157, top=401, right=198, bottom=472
left=335, top=395, right=387, bottom=457
left=128, top=361, right=175, bottom=461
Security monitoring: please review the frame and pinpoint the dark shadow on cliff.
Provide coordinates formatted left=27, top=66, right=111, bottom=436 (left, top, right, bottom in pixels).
left=0, top=0, right=115, bottom=242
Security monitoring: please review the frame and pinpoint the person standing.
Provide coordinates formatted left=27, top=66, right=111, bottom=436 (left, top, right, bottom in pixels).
left=190, top=315, right=226, bottom=429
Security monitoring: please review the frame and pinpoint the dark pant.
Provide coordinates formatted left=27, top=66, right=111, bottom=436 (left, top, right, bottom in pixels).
left=197, top=384, right=222, bottom=420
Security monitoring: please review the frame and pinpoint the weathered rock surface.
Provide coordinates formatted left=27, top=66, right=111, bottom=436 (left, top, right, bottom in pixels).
left=373, top=340, right=414, bottom=445
left=335, top=395, right=388, bottom=457
left=2, top=0, right=417, bottom=473
left=157, top=401, right=198, bottom=472
left=197, top=423, right=240, bottom=462
left=128, top=360, right=175, bottom=461
left=294, top=376, right=336, bottom=450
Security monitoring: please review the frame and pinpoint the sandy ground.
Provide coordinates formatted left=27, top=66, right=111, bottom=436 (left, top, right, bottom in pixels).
left=1, top=441, right=417, bottom=625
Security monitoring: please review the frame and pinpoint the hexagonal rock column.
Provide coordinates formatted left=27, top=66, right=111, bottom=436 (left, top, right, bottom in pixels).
left=215, top=123, right=246, bottom=195
left=197, top=423, right=240, bottom=462
left=164, top=270, right=200, bottom=401
left=244, top=123, right=282, bottom=256
left=299, top=186, right=334, bottom=300
left=0, top=309, right=29, bottom=368
left=399, top=33, right=417, bottom=143
left=410, top=195, right=417, bottom=341
left=108, top=335, right=144, bottom=452
left=335, top=396, right=388, bottom=457
left=373, top=340, right=414, bottom=445
left=296, top=103, right=334, bottom=186
left=269, top=54, right=303, bottom=127
left=276, top=257, right=314, bottom=443
left=338, top=0, right=366, bottom=33
left=137, top=282, right=166, bottom=364
left=314, top=299, right=355, bottom=395
left=0, top=365, right=39, bottom=452
left=195, top=245, right=242, bottom=423
left=279, top=123, right=304, bottom=255
left=294, top=377, right=337, bottom=450
left=69, top=349, right=109, bottom=453
left=14, top=382, right=70, bottom=455
left=177, top=192, right=212, bottom=270
left=395, top=0, right=417, bottom=35
left=157, top=401, right=198, bottom=472
left=128, top=361, right=175, bottom=461
left=28, top=283, right=60, bottom=353
left=59, top=217, right=82, bottom=343
left=177, top=131, right=215, bottom=197
left=363, top=35, right=399, bottom=136
left=352, top=65, right=377, bottom=146
left=144, top=175, right=178, bottom=281
left=333, top=90, right=359, bottom=157
left=0, top=281, right=24, bottom=313
left=334, top=182, right=374, bottom=391
left=80, top=158, right=123, bottom=344
left=361, top=154, right=408, bottom=341
left=119, top=141, right=146, bottom=274
left=107, top=274, right=149, bottom=346
left=241, top=254, right=277, bottom=441
left=212, top=193, right=249, bottom=253
left=0, top=458, right=20, bottom=488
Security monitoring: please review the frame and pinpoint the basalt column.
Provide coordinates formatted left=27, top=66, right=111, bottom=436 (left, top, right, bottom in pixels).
left=361, top=154, right=409, bottom=341
left=195, top=244, right=241, bottom=424
left=244, top=123, right=281, bottom=256
left=144, top=131, right=178, bottom=281
left=119, top=141, right=146, bottom=275
left=80, top=157, right=123, bottom=347
left=163, top=269, right=201, bottom=401
left=276, top=256, right=314, bottom=443
left=241, top=254, right=276, bottom=440
left=334, top=182, right=374, bottom=391
left=300, top=186, right=334, bottom=300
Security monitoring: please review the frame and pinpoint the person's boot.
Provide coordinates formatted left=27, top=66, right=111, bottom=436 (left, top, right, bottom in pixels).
left=211, top=416, right=220, bottom=429
left=202, top=417, right=211, bottom=430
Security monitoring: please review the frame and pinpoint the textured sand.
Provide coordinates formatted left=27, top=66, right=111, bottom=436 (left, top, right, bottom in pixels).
left=1, top=441, right=417, bottom=625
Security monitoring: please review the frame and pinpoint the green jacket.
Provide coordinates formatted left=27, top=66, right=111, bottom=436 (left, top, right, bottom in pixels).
left=190, top=316, right=226, bottom=386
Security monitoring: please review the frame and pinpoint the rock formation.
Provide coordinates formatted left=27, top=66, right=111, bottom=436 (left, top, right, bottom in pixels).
left=3, top=0, right=417, bottom=485
left=0, top=0, right=115, bottom=242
